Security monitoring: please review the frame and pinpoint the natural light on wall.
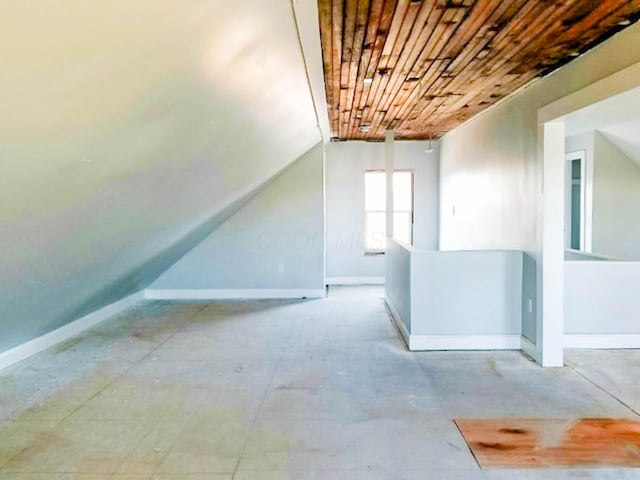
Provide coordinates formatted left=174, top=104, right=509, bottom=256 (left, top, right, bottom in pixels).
left=364, top=171, right=413, bottom=251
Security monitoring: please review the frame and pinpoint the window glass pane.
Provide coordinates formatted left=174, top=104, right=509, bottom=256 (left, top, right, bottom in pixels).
left=366, top=212, right=386, bottom=250
left=393, top=211, right=411, bottom=244
left=393, top=171, right=412, bottom=211
left=364, top=170, right=413, bottom=250
left=365, top=171, right=386, bottom=211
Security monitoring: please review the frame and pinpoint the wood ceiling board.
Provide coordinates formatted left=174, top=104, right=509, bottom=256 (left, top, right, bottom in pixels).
left=346, top=0, right=384, bottom=137
left=364, top=1, right=435, bottom=131
left=318, top=0, right=640, bottom=140
left=351, top=0, right=396, bottom=139
left=340, top=0, right=367, bottom=136
left=367, top=2, right=450, bottom=138
left=330, top=0, right=343, bottom=132
left=361, top=0, right=420, bottom=137
left=378, top=4, right=463, bottom=131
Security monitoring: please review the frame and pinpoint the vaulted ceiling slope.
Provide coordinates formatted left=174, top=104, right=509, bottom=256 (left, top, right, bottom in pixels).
left=0, top=0, right=319, bottom=353
left=319, top=0, right=640, bottom=141
left=566, top=86, right=640, bottom=167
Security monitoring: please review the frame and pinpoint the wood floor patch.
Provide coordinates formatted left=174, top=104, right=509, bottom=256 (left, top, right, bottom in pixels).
left=455, top=418, right=640, bottom=468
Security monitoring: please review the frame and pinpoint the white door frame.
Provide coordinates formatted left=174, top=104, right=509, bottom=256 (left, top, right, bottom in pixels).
left=564, top=150, right=588, bottom=251
left=536, top=62, right=640, bottom=367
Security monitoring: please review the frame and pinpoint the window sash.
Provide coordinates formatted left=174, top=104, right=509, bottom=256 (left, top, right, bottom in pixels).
left=364, top=170, right=414, bottom=252
left=364, top=210, right=413, bottom=251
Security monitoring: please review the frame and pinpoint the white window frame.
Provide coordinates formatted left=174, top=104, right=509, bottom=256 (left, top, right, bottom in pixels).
left=364, top=169, right=414, bottom=254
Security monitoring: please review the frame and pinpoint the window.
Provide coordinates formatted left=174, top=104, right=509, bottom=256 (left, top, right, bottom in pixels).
left=364, top=170, right=413, bottom=252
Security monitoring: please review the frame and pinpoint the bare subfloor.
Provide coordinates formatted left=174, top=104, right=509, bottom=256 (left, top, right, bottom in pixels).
left=0, top=286, right=639, bottom=479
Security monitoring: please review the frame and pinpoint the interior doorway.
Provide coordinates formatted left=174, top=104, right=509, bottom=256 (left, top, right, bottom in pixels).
left=538, top=63, right=640, bottom=367
left=565, top=151, right=586, bottom=251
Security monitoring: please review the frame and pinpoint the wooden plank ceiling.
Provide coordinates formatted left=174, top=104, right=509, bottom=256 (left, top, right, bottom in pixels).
left=318, top=0, right=640, bottom=141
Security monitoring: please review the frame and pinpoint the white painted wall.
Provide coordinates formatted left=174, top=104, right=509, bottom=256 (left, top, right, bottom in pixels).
left=439, top=97, right=538, bottom=252
left=565, top=261, right=640, bottom=334
left=291, top=0, right=331, bottom=143
left=564, top=85, right=640, bottom=167
left=409, top=250, right=522, bottom=336
left=0, top=0, right=320, bottom=353
left=591, top=132, right=640, bottom=261
left=325, top=141, right=439, bottom=280
left=150, top=144, right=325, bottom=291
left=385, top=239, right=523, bottom=349
left=601, top=119, right=640, bottom=167
left=438, top=21, right=640, bottom=346
left=565, top=130, right=640, bottom=260
left=564, top=86, right=640, bottom=139
left=385, top=240, right=412, bottom=333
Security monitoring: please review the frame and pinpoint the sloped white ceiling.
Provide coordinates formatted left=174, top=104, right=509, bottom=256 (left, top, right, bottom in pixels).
left=565, top=85, right=640, bottom=166
left=600, top=120, right=640, bottom=167
left=0, top=0, right=321, bottom=352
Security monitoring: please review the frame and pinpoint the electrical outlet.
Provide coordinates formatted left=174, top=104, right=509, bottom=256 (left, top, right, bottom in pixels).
left=278, top=264, right=285, bottom=273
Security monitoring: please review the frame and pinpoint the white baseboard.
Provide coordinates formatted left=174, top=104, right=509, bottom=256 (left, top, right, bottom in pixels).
left=0, top=290, right=145, bottom=371
left=564, top=334, right=640, bottom=349
left=326, top=276, right=385, bottom=285
left=407, top=334, right=522, bottom=351
left=384, top=297, right=410, bottom=348
left=384, top=298, right=520, bottom=351
left=144, top=289, right=326, bottom=300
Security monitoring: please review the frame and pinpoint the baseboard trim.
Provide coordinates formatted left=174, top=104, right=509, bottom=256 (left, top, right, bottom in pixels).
left=326, top=276, right=385, bottom=285
left=0, top=290, right=145, bottom=372
left=407, top=334, right=522, bottom=351
left=564, top=334, right=640, bottom=349
left=384, top=298, right=520, bottom=351
left=144, top=289, right=326, bottom=300
left=384, top=297, right=410, bottom=348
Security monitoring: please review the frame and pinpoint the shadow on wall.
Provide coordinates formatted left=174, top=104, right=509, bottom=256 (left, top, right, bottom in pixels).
left=565, top=129, right=640, bottom=261
left=0, top=0, right=321, bottom=353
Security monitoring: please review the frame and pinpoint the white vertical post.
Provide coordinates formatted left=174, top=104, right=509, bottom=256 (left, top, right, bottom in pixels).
left=539, top=121, right=565, bottom=367
left=385, top=129, right=395, bottom=240
left=322, top=144, right=327, bottom=287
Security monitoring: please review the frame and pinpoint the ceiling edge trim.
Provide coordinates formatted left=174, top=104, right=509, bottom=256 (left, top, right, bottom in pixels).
left=291, top=0, right=331, bottom=144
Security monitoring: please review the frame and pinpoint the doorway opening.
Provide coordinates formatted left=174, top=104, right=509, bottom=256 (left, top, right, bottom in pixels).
left=565, top=151, right=586, bottom=251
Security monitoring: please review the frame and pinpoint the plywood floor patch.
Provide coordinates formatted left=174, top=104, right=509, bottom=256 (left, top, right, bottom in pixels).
left=456, top=418, right=640, bottom=468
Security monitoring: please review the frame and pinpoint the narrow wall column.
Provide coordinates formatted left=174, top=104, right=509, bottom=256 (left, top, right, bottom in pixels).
left=385, top=129, right=395, bottom=240
left=538, top=121, right=565, bottom=367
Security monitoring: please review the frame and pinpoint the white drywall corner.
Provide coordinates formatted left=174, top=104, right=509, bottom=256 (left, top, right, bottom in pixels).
left=0, top=291, right=144, bottom=371
left=150, top=144, right=325, bottom=291
left=0, top=0, right=320, bottom=354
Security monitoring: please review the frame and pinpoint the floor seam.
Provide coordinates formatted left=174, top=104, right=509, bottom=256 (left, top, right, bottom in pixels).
left=230, top=307, right=297, bottom=479
left=3, top=289, right=639, bottom=477
left=60, top=303, right=208, bottom=423
left=567, top=362, right=640, bottom=417
left=412, top=350, right=452, bottom=419
left=140, top=303, right=213, bottom=477
left=452, top=419, right=483, bottom=470
left=98, top=302, right=211, bottom=476
left=0, top=302, right=210, bottom=475
left=74, top=302, right=208, bottom=475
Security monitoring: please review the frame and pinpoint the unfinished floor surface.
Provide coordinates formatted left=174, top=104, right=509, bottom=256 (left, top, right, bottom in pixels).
left=0, top=286, right=639, bottom=479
